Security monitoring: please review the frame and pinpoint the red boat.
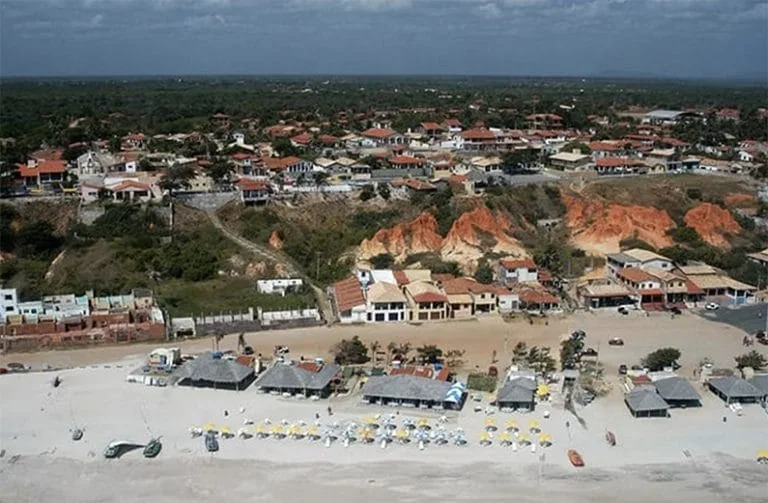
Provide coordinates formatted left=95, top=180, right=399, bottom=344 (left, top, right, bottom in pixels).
left=568, top=449, right=585, bottom=467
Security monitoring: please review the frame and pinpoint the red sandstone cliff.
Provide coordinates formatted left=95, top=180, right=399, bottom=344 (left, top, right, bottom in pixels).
left=563, top=194, right=676, bottom=255
left=684, top=202, right=740, bottom=249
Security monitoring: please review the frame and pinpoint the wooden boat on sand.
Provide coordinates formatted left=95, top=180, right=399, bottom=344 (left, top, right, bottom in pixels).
left=568, top=449, right=584, bottom=467
left=605, top=430, right=616, bottom=446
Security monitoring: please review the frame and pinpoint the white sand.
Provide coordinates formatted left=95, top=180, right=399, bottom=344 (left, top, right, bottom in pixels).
left=2, top=312, right=768, bottom=501
left=2, top=362, right=768, bottom=502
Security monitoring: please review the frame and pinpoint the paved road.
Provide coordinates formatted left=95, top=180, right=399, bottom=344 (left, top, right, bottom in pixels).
left=694, top=302, right=768, bottom=335
left=205, top=210, right=334, bottom=323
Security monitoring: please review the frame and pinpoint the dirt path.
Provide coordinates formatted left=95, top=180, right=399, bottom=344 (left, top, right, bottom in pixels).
left=205, top=210, right=334, bottom=322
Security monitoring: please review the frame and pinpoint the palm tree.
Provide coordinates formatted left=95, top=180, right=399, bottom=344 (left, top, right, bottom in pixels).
left=394, top=342, right=412, bottom=363
left=313, top=171, right=330, bottom=189
left=237, top=332, right=246, bottom=352
left=512, top=342, right=528, bottom=364
left=386, top=342, right=397, bottom=365
left=369, top=340, right=381, bottom=368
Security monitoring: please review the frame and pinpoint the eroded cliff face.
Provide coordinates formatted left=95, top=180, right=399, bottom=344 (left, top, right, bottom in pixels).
left=684, top=202, right=741, bottom=249
left=563, top=194, right=676, bottom=255
left=268, top=230, right=284, bottom=249
left=358, top=206, right=526, bottom=270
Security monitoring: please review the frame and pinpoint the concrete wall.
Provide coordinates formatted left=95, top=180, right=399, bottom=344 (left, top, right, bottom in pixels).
left=176, top=192, right=237, bottom=211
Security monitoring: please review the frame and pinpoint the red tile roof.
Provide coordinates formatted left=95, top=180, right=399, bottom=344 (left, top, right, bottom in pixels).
left=617, top=268, right=655, bottom=283
left=403, top=179, right=436, bottom=191
left=296, top=361, right=321, bottom=373
left=319, top=134, right=339, bottom=144
left=264, top=156, right=303, bottom=170
left=389, top=155, right=424, bottom=166
left=461, top=128, right=496, bottom=141
left=235, top=178, right=270, bottom=191
left=638, top=288, right=664, bottom=296
left=420, top=122, right=444, bottom=131
left=413, top=291, right=448, bottom=303
left=333, top=276, right=365, bottom=312
left=442, top=277, right=497, bottom=295
left=500, top=258, right=536, bottom=270
left=435, top=368, right=451, bottom=381
left=589, top=141, right=623, bottom=151
left=17, top=160, right=67, bottom=177
left=660, top=137, right=689, bottom=147
left=526, top=114, right=563, bottom=121
left=685, top=279, right=704, bottom=295
left=31, top=148, right=64, bottom=161
left=393, top=271, right=410, bottom=286
left=444, top=118, right=462, bottom=127
left=519, top=289, right=559, bottom=305
left=291, top=133, right=312, bottom=145
left=361, top=128, right=395, bottom=138
left=595, top=157, right=643, bottom=168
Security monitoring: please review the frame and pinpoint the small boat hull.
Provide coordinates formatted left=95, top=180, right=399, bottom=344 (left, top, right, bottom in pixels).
left=568, top=449, right=584, bottom=467
left=605, top=431, right=616, bottom=446
left=143, top=440, right=162, bottom=458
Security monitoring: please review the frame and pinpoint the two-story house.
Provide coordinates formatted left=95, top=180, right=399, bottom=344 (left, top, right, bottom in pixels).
left=16, top=159, right=67, bottom=187
left=499, top=258, right=538, bottom=284
left=606, top=248, right=673, bottom=277
left=459, top=129, right=498, bottom=152
left=264, top=156, right=313, bottom=176
left=235, top=178, right=271, bottom=205
left=365, top=282, right=408, bottom=322
left=403, top=281, right=448, bottom=322
left=360, top=128, right=405, bottom=147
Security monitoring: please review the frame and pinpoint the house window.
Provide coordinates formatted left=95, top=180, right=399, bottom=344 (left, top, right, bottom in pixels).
left=388, top=313, right=399, bottom=321
left=5, top=306, right=14, bottom=312
left=4, top=294, right=12, bottom=300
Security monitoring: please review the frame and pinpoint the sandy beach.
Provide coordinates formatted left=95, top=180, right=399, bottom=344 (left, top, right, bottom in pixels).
left=2, top=311, right=768, bottom=502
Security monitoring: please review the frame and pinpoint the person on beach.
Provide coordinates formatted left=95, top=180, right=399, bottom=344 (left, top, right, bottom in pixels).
left=327, top=406, right=332, bottom=416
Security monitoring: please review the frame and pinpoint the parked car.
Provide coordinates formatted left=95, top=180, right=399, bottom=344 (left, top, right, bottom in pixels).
left=618, top=306, right=629, bottom=315
left=618, top=364, right=628, bottom=375
left=705, top=303, right=719, bottom=311
left=608, top=337, right=624, bottom=346
left=580, top=348, right=598, bottom=358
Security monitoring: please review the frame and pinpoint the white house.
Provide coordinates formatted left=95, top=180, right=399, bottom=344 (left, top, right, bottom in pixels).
left=738, top=150, right=755, bottom=162
left=365, top=282, right=408, bottom=322
left=333, top=276, right=367, bottom=323
left=0, top=287, right=19, bottom=322
left=499, top=258, right=538, bottom=283
left=257, top=278, right=304, bottom=296
left=606, top=248, right=673, bottom=277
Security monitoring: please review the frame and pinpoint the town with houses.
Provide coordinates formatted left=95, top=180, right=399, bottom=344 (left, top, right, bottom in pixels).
left=6, top=107, right=768, bottom=207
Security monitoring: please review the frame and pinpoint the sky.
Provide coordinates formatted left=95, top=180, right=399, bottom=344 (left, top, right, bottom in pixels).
left=0, top=0, right=766, bottom=79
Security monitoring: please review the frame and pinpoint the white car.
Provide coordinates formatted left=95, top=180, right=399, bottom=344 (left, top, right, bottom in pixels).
left=705, top=303, right=719, bottom=311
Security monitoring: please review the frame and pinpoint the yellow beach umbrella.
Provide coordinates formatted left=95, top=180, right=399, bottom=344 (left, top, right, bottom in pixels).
left=287, top=424, right=301, bottom=437
left=363, top=416, right=378, bottom=427
left=479, top=431, right=492, bottom=444
left=484, top=417, right=497, bottom=430
left=395, top=429, right=409, bottom=440
left=255, top=424, right=268, bottom=436
left=417, top=418, right=430, bottom=429
left=306, top=425, right=319, bottom=438
left=757, top=449, right=768, bottom=461
left=538, top=433, right=552, bottom=446
left=536, top=383, right=550, bottom=397
left=499, top=431, right=512, bottom=444
left=203, top=423, right=217, bottom=433
left=220, top=425, right=233, bottom=436
left=518, top=433, right=530, bottom=445
left=271, top=425, right=285, bottom=437
left=528, top=420, right=540, bottom=432
left=358, top=428, right=374, bottom=442
left=505, top=419, right=518, bottom=431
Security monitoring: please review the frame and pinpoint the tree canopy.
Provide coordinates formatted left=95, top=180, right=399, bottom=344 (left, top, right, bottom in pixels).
left=642, top=347, right=682, bottom=371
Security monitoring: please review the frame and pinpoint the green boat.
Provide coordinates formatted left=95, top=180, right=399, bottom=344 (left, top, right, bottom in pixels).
left=143, top=438, right=162, bottom=458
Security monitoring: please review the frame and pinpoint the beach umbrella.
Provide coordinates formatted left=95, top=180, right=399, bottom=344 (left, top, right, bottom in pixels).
left=518, top=433, right=531, bottom=446
left=536, top=383, right=550, bottom=398
left=287, top=424, right=301, bottom=438
left=538, top=433, right=552, bottom=447
left=255, top=424, right=268, bottom=438
left=358, top=428, right=374, bottom=443
left=484, top=417, right=497, bottom=431
left=417, top=418, right=431, bottom=430
left=203, top=423, right=217, bottom=433
left=395, top=429, right=410, bottom=443
left=271, top=425, right=285, bottom=438
left=220, top=426, right=233, bottom=438
left=505, top=419, right=518, bottom=431
left=499, top=431, right=512, bottom=446
left=363, top=416, right=379, bottom=428
left=479, top=431, right=492, bottom=446
left=528, top=420, right=541, bottom=433
left=306, top=425, right=319, bottom=440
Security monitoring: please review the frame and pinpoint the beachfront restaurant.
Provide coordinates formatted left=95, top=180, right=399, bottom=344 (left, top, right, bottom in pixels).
left=624, top=387, right=670, bottom=418
left=495, top=378, right=536, bottom=411
left=173, top=352, right=256, bottom=391
left=255, top=362, right=341, bottom=398
left=747, top=375, right=768, bottom=405
left=361, top=375, right=467, bottom=410
left=653, top=377, right=701, bottom=408
left=707, top=376, right=764, bottom=404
